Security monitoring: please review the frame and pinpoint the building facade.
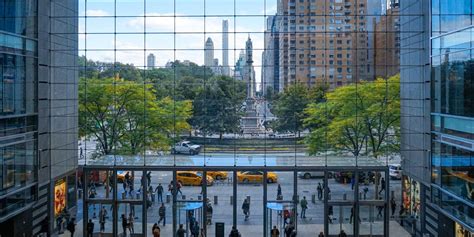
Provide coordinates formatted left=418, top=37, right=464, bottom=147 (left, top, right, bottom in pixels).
left=147, top=53, right=156, bottom=69
left=401, top=0, right=474, bottom=236
left=204, top=37, right=214, bottom=68
left=276, top=0, right=368, bottom=90
left=222, top=20, right=229, bottom=76
left=374, top=3, right=400, bottom=79
left=0, top=0, right=78, bottom=236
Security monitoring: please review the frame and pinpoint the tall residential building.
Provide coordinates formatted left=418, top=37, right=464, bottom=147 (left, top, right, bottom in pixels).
left=204, top=37, right=214, bottom=67
left=244, top=36, right=256, bottom=98
left=277, top=0, right=368, bottom=90
left=374, top=4, right=400, bottom=79
left=234, top=50, right=246, bottom=81
left=147, top=53, right=156, bottom=69
left=222, top=20, right=229, bottom=76
left=401, top=0, right=474, bottom=236
left=0, top=0, right=78, bottom=236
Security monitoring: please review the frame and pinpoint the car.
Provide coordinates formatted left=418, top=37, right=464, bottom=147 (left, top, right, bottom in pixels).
left=237, top=171, right=278, bottom=183
left=298, top=171, right=332, bottom=179
left=116, top=171, right=130, bottom=183
left=171, top=141, right=201, bottom=155
left=176, top=171, right=214, bottom=186
left=200, top=171, right=228, bottom=180
left=389, top=164, right=402, bottom=179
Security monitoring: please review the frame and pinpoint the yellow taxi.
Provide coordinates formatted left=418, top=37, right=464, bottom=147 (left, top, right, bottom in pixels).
left=116, top=171, right=131, bottom=183
left=205, top=171, right=228, bottom=180
left=237, top=171, right=278, bottom=183
left=176, top=171, right=214, bottom=186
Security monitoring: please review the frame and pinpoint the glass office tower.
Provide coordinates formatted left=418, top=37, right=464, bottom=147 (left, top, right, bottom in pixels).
left=0, top=0, right=78, bottom=236
left=431, top=0, right=474, bottom=235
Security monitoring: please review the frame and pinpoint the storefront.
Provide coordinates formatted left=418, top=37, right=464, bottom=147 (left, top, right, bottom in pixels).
left=401, top=175, right=421, bottom=234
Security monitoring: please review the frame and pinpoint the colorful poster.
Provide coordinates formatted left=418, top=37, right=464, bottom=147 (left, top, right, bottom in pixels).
left=54, top=178, right=67, bottom=216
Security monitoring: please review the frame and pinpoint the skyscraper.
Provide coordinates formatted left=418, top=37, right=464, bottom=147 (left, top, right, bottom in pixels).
left=0, top=0, right=78, bottom=236
left=204, top=37, right=214, bottom=67
left=222, top=20, right=229, bottom=76
left=147, top=53, right=156, bottom=69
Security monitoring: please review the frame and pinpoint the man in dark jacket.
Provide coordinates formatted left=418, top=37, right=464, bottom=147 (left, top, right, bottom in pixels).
left=86, top=219, right=94, bottom=237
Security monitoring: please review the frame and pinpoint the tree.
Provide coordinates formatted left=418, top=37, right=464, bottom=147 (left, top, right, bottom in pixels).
left=191, top=76, right=246, bottom=139
left=79, top=78, right=192, bottom=155
left=304, top=74, right=400, bottom=157
left=271, top=83, right=326, bottom=136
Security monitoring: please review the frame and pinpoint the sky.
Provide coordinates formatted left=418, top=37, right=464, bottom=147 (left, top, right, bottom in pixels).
left=79, top=0, right=278, bottom=84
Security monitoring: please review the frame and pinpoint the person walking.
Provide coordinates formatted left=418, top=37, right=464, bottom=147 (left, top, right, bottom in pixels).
left=156, top=183, right=164, bottom=203
left=191, top=221, right=200, bottom=237
left=318, top=231, right=325, bottom=237
left=176, top=181, right=183, bottom=195
left=317, top=183, right=323, bottom=200
left=391, top=197, right=397, bottom=217
left=177, top=224, right=186, bottom=237
left=271, top=226, right=280, bottom=237
left=300, top=196, right=308, bottom=218
left=277, top=184, right=282, bottom=197
left=146, top=171, right=152, bottom=186
left=152, top=223, right=161, bottom=237
left=284, top=223, right=295, bottom=237
left=66, top=218, right=76, bottom=237
left=379, top=178, right=386, bottom=195
left=128, top=212, right=134, bottom=234
left=328, top=206, right=333, bottom=224
left=99, top=206, right=107, bottom=232
left=242, top=199, right=250, bottom=220
left=338, top=230, right=347, bottom=237
left=149, top=185, right=155, bottom=203
left=377, top=205, right=384, bottom=218
left=121, top=214, right=128, bottom=237
left=158, top=203, right=166, bottom=226
left=229, top=226, right=241, bottom=237
left=86, top=219, right=94, bottom=237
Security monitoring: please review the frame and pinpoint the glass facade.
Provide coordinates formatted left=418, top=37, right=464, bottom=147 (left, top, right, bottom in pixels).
left=71, top=0, right=403, bottom=236
left=431, top=0, right=474, bottom=232
left=0, top=0, right=38, bottom=219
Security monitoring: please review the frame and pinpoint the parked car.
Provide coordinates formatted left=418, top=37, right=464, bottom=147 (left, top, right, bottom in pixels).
left=176, top=171, right=214, bottom=186
left=237, top=171, right=278, bottom=183
left=389, top=164, right=402, bottom=179
left=298, top=171, right=332, bottom=179
left=171, top=141, right=201, bottom=155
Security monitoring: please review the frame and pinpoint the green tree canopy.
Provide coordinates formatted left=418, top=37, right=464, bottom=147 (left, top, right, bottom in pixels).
left=304, top=75, right=400, bottom=157
left=191, top=76, right=246, bottom=139
left=79, top=78, right=192, bottom=155
left=271, top=83, right=326, bottom=136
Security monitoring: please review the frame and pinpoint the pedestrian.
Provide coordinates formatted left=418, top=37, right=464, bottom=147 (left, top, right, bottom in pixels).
left=350, top=207, right=354, bottom=224
left=99, top=206, right=107, bottom=232
left=177, top=181, right=183, bottom=195
left=149, top=185, right=155, bottom=203
left=328, top=206, right=333, bottom=224
left=128, top=212, right=134, bottom=234
left=377, top=205, right=384, bottom=218
left=200, top=228, right=205, bottom=237
left=177, top=224, right=186, bottom=237
left=168, top=181, right=174, bottom=194
left=152, top=223, right=161, bottom=237
left=379, top=177, right=386, bottom=195
left=391, top=197, right=397, bottom=217
left=300, top=196, right=308, bottom=218
left=192, top=221, right=200, bottom=237
left=229, top=226, right=241, bottom=237
left=271, top=225, right=280, bottom=237
left=318, top=231, right=325, bottom=237
left=86, top=219, right=94, bottom=237
left=242, top=199, right=250, bottom=220
left=156, top=183, right=164, bottom=202
left=327, top=186, right=331, bottom=199
left=317, top=182, right=323, bottom=200
left=122, top=178, right=127, bottom=192
left=146, top=171, right=152, bottom=186
left=125, top=172, right=130, bottom=185
left=66, top=218, right=76, bottom=237
left=338, top=230, right=347, bottom=237
left=277, top=184, right=282, bottom=197
left=351, top=174, right=355, bottom=190
left=363, top=187, right=369, bottom=200
left=283, top=209, right=291, bottom=226
left=158, top=203, right=166, bottom=226
left=206, top=201, right=213, bottom=225
left=285, top=223, right=295, bottom=237
left=121, top=214, right=128, bottom=237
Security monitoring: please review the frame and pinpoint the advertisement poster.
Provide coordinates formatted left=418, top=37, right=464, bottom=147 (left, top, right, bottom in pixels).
left=54, top=178, right=67, bottom=216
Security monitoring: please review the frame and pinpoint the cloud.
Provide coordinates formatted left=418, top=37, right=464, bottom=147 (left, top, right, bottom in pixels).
left=86, top=9, right=111, bottom=17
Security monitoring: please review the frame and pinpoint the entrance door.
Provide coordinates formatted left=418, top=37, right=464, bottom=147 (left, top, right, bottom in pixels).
left=266, top=202, right=296, bottom=236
